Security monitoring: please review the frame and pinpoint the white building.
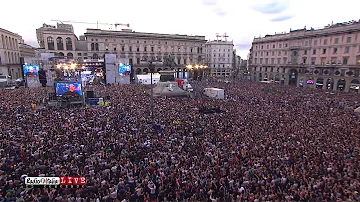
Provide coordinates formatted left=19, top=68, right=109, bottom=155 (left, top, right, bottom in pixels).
left=36, top=24, right=207, bottom=78
left=84, top=28, right=206, bottom=77
left=36, top=23, right=74, bottom=48
left=205, top=40, right=234, bottom=77
left=0, top=27, right=22, bottom=81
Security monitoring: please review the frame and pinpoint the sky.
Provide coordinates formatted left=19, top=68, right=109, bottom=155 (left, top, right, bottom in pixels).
left=1, top=0, right=360, bottom=58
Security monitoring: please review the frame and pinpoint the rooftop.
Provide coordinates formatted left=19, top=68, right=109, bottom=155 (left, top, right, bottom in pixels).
left=254, top=19, right=360, bottom=40
left=84, top=29, right=206, bottom=40
left=206, top=40, right=234, bottom=44
left=0, top=27, right=21, bottom=37
left=19, top=43, right=35, bottom=49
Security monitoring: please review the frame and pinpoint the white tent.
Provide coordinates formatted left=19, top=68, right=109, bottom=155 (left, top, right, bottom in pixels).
left=136, top=74, right=160, bottom=84
left=354, top=107, right=360, bottom=113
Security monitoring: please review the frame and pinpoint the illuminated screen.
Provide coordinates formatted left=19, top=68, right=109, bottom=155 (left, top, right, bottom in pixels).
left=118, top=63, right=131, bottom=76
left=55, top=82, right=83, bottom=96
left=23, top=64, right=39, bottom=76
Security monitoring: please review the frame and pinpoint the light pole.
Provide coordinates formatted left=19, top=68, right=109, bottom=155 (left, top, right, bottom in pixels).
left=149, top=61, right=155, bottom=123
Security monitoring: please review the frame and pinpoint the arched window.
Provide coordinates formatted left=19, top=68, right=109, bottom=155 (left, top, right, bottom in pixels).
left=47, top=37, right=54, bottom=50
left=11, top=53, right=14, bottom=64
left=56, top=37, right=64, bottom=50
left=1, top=35, right=4, bottom=49
left=66, top=37, right=73, bottom=50
left=12, top=38, right=15, bottom=50
left=95, top=43, right=99, bottom=51
left=93, top=53, right=98, bottom=59
left=67, top=52, right=73, bottom=58
left=15, top=39, right=18, bottom=50
left=3, top=51, right=6, bottom=63
left=91, top=43, right=95, bottom=51
left=5, top=36, right=8, bottom=49
left=58, top=52, right=64, bottom=57
left=8, top=52, right=11, bottom=63
left=9, top=38, right=12, bottom=50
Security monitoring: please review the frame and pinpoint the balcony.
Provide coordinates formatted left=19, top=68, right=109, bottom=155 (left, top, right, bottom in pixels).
left=290, top=45, right=300, bottom=50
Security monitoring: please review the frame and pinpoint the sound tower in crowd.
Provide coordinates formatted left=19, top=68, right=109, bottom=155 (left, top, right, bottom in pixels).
left=129, top=58, right=134, bottom=82
left=38, top=69, right=47, bottom=87
left=103, top=56, right=107, bottom=83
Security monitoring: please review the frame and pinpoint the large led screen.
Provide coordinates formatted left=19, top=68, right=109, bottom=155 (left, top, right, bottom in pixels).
left=55, top=82, right=82, bottom=97
left=23, top=64, right=39, bottom=76
left=118, top=63, right=131, bottom=76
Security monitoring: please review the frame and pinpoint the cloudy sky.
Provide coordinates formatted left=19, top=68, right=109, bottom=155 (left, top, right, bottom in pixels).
left=1, top=0, right=359, bottom=58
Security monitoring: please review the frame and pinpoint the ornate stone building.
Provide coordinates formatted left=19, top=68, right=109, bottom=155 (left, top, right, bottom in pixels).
left=83, top=28, right=206, bottom=76
left=249, top=20, right=360, bottom=93
left=0, top=27, right=22, bottom=80
left=37, top=23, right=78, bottom=59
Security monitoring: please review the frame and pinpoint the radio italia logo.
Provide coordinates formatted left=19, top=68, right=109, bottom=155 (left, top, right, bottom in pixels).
left=25, top=177, right=60, bottom=185
left=24, top=176, right=86, bottom=189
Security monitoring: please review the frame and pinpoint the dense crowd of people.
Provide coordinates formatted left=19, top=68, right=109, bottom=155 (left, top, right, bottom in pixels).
left=0, top=81, right=359, bottom=201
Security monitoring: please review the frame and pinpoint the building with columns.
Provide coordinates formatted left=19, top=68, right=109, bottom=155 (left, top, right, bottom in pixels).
left=0, top=28, right=22, bottom=81
left=205, top=40, right=234, bottom=77
left=42, top=29, right=78, bottom=58
left=83, top=28, right=206, bottom=76
left=37, top=23, right=78, bottom=58
left=249, top=20, right=360, bottom=93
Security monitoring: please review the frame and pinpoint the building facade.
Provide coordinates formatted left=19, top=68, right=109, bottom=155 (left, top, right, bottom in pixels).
left=56, top=23, right=74, bottom=33
left=36, top=23, right=56, bottom=48
left=42, top=29, right=78, bottom=59
left=249, top=20, right=360, bottom=93
left=0, top=28, right=22, bottom=80
left=205, top=40, right=234, bottom=77
left=19, top=43, right=36, bottom=58
left=84, top=28, right=206, bottom=76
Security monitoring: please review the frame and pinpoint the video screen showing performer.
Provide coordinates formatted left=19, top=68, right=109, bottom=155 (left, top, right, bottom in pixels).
left=55, top=82, right=82, bottom=96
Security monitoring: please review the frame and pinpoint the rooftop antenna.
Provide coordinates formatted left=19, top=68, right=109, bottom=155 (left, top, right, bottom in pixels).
left=216, top=33, right=221, bottom=41
left=223, top=33, right=229, bottom=41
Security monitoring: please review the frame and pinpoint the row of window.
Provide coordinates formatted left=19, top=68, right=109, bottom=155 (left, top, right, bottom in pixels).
left=205, top=48, right=230, bottom=53
left=55, top=52, right=74, bottom=58
left=46, top=37, right=73, bottom=51
left=255, top=46, right=360, bottom=57
left=254, top=35, right=356, bottom=50
left=208, top=53, right=232, bottom=57
left=1, top=51, right=20, bottom=64
left=133, top=56, right=202, bottom=65
left=211, top=64, right=232, bottom=68
left=213, top=58, right=231, bottom=63
left=90, top=43, right=203, bottom=53
left=90, top=38, right=199, bottom=47
left=0, top=34, right=18, bottom=51
left=253, top=67, right=360, bottom=76
left=253, top=55, right=360, bottom=65
left=253, top=67, right=286, bottom=73
left=210, top=69, right=232, bottom=72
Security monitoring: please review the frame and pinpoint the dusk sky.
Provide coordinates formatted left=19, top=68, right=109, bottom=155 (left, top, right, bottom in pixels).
left=1, top=0, right=359, bottom=58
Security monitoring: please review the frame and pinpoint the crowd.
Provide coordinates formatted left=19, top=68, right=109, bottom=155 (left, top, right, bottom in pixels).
left=0, top=81, right=359, bottom=202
